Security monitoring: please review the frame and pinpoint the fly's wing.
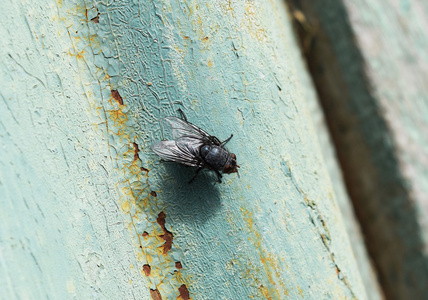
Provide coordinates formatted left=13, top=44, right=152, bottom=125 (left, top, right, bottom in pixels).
left=151, top=140, right=201, bottom=167
left=175, top=136, right=204, bottom=156
left=164, top=116, right=220, bottom=145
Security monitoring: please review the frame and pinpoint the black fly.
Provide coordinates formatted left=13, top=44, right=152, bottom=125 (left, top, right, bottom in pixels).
left=151, top=109, right=239, bottom=183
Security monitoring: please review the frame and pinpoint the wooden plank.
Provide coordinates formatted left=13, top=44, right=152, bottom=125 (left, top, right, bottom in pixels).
left=0, top=0, right=152, bottom=299
left=0, top=0, right=368, bottom=298
left=288, top=0, right=428, bottom=299
left=300, top=49, right=385, bottom=300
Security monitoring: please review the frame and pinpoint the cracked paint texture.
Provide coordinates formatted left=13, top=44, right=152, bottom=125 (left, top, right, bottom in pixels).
left=1, top=0, right=367, bottom=299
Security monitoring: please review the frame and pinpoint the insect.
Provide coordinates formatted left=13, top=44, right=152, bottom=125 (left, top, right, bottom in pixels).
left=151, top=109, right=239, bottom=183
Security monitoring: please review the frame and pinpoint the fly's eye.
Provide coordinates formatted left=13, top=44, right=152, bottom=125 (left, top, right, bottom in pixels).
left=231, top=153, right=236, bottom=160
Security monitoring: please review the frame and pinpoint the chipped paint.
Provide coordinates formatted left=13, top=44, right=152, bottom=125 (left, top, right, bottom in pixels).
left=1, top=0, right=367, bottom=299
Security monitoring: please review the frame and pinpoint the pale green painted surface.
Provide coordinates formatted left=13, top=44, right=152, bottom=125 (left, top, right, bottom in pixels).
left=298, top=47, right=384, bottom=300
left=0, top=0, right=150, bottom=298
left=1, top=0, right=368, bottom=299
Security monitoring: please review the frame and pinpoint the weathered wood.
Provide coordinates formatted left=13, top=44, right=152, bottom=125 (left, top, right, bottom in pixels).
left=0, top=0, right=152, bottom=299
left=288, top=0, right=428, bottom=299
left=300, top=52, right=385, bottom=300
left=1, top=0, right=368, bottom=298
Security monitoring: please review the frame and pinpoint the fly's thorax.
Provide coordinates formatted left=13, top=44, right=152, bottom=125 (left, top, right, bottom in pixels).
left=200, top=144, right=230, bottom=171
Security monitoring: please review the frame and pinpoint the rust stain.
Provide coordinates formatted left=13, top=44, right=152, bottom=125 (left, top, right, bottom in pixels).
left=107, top=108, right=128, bottom=129
left=132, top=142, right=140, bottom=161
left=297, top=285, right=304, bottom=297
left=69, top=1, right=190, bottom=296
left=241, top=2, right=267, bottom=43
left=62, top=2, right=192, bottom=299
left=141, top=166, right=150, bottom=175
left=121, top=200, right=130, bottom=213
left=156, top=212, right=174, bottom=254
left=74, top=50, right=85, bottom=59
left=150, top=289, right=162, bottom=300
left=143, top=264, right=151, bottom=276
left=111, top=89, right=124, bottom=105
left=178, top=284, right=190, bottom=300
left=91, top=13, right=100, bottom=23
left=197, top=15, right=203, bottom=37
left=259, top=285, right=272, bottom=300
left=89, top=34, right=98, bottom=42
left=241, top=208, right=288, bottom=298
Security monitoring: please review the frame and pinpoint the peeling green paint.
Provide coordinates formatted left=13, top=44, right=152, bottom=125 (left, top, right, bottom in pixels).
left=96, top=0, right=366, bottom=298
left=1, top=0, right=368, bottom=299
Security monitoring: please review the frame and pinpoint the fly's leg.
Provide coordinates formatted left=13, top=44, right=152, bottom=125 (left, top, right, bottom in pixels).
left=189, top=167, right=202, bottom=184
left=220, top=134, right=233, bottom=146
left=215, top=171, right=223, bottom=183
left=177, top=108, right=188, bottom=122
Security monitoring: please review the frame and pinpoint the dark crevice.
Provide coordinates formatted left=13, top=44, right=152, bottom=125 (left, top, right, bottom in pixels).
left=141, top=166, right=150, bottom=174
left=132, top=142, right=140, bottom=161
left=91, top=13, right=100, bottom=23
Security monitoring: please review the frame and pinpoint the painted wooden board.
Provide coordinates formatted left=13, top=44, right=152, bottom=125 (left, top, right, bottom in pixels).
left=300, top=52, right=384, bottom=300
left=1, top=0, right=367, bottom=299
left=0, top=0, right=152, bottom=298
left=288, top=0, right=428, bottom=299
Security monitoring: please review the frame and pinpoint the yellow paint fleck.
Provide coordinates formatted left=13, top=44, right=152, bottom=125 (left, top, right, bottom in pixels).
left=76, top=50, right=85, bottom=59
left=259, top=285, right=272, bottom=300
left=121, top=199, right=130, bottom=212
left=240, top=208, right=289, bottom=298
left=241, top=1, right=268, bottom=43
left=297, top=285, right=304, bottom=297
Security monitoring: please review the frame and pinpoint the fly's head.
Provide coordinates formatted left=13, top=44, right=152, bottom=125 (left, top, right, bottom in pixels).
left=223, top=153, right=239, bottom=174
